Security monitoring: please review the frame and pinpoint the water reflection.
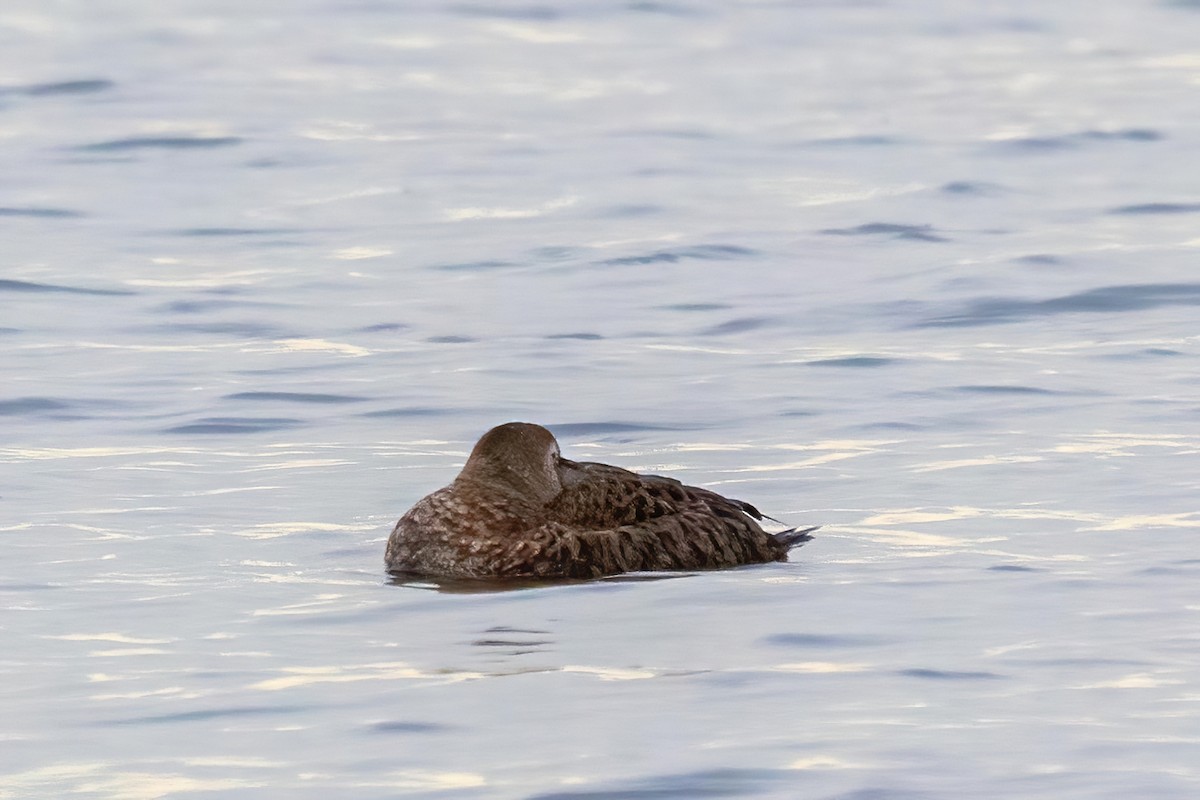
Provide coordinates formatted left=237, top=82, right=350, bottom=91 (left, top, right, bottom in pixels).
left=388, top=571, right=691, bottom=594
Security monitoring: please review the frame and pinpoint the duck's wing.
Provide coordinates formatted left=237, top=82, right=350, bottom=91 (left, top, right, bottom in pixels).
left=551, top=458, right=770, bottom=527
left=551, top=459, right=696, bottom=526
left=537, top=458, right=799, bottom=576
left=532, top=511, right=790, bottom=578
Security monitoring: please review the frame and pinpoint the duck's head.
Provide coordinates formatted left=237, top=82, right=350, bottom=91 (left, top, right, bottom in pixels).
left=457, top=422, right=562, bottom=503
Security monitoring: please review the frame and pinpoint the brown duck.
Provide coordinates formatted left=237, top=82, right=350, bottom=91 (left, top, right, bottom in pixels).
left=385, top=422, right=816, bottom=579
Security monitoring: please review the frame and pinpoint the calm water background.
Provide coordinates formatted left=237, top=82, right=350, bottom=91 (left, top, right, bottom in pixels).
left=3, top=1, right=1199, bottom=798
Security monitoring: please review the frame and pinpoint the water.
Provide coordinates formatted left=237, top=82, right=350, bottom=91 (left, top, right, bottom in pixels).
left=3, top=1, right=1199, bottom=797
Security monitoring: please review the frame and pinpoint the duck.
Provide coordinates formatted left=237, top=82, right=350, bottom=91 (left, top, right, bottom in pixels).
left=385, top=422, right=817, bottom=580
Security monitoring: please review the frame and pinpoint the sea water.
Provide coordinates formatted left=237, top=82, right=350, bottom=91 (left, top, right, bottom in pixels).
left=2, top=1, right=1199, bottom=797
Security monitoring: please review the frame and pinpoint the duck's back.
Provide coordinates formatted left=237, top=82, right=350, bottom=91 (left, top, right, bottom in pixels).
left=538, top=460, right=793, bottom=577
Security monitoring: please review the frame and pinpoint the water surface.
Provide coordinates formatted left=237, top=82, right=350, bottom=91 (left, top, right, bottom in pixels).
left=2, top=1, right=1199, bottom=798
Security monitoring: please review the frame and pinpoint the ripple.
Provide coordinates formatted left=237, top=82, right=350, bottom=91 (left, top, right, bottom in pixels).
left=4, top=78, right=114, bottom=96
left=224, top=391, right=368, bottom=404
left=527, top=767, right=791, bottom=800
left=0, top=206, right=85, bottom=218
left=0, top=581, right=61, bottom=591
left=0, top=278, right=133, bottom=296
left=164, top=417, right=303, bottom=434
left=805, top=357, right=897, bottom=368
left=156, top=299, right=280, bottom=314
left=0, top=398, right=71, bottom=415
left=600, top=244, right=756, bottom=266
left=762, top=633, right=883, bottom=648
left=139, top=321, right=283, bottom=337
left=426, top=335, right=477, bottom=343
left=1108, top=202, right=1200, bottom=215
left=918, top=283, right=1200, bottom=327
left=1079, top=129, right=1163, bottom=142
left=169, top=227, right=296, bottom=237
left=432, top=259, right=516, bottom=272
left=471, top=637, right=551, bottom=649
left=597, top=203, right=663, bottom=217
left=625, top=2, right=699, bottom=16
left=699, top=317, right=772, bottom=335
left=547, top=422, right=678, bottom=436
left=359, top=322, right=410, bottom=332
left=820, top=222, right=948, bottom=242
left=449, top=4, right=561, bottom=19
left=805, top=134, right=906, bottom=147
left=1013, top=253, right=1064, bottom=265
left=898, top=668, right=1004, bottom=680
left=608, top=127, right=717, bottom=140
left=855, top=420, right=924, bottom=430
left=658, top=302, right=732, bottom=312
left=953, top=384, right=1060, bottom=395
left=104, top=705, right=309, bottom=725
left=360, top=406, right=454, bottom=418
left=941, top=181, right=1005, bottom=195
left=367, top=721, right=454, bottom=734
left=74, top=136, right=242, bottom=152
left=988, top=129, right=1163, bottom=153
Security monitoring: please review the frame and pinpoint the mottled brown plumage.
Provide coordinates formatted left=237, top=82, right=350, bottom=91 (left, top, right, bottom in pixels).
left=385, top=422, right=816, bottom=579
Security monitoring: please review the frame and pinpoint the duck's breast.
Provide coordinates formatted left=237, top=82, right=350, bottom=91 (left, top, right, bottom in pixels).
left=385, top=484, right=539, bottom=577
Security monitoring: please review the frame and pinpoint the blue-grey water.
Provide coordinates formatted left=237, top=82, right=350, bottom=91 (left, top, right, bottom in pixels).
left=3, top=1, right=1200, bottom=798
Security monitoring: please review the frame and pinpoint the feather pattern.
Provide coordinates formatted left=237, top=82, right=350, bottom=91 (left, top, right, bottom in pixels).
left=385, top=422, right=816, bottom=579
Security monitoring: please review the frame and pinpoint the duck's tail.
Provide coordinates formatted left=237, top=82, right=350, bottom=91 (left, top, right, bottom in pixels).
left=773, top=525, right=819, bottom=550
